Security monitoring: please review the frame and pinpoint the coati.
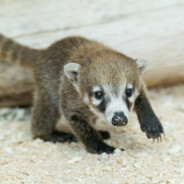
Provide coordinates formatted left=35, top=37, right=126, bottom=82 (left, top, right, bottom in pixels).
left=0, top=34, right=164, bottom=154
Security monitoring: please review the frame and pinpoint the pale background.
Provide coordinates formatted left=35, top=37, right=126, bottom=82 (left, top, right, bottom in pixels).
left=0, top=1, right=184, bottom=183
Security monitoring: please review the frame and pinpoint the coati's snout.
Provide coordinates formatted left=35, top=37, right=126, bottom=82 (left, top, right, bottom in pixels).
left=112, top=112, right=128, bottom=126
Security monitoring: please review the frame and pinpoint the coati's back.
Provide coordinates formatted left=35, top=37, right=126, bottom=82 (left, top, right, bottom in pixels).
left=42, top=36, right=111, bottom=65
left=0, top=33, right=105, bottom=70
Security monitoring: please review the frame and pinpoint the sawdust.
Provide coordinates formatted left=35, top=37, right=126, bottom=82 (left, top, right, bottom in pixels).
left=0, top=85, right=184, bottom=184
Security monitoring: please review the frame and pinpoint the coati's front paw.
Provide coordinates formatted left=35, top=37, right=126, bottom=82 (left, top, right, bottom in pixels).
left=86, top=139, right=116, bottom=154
left=141, top=118, right=164, bottom=141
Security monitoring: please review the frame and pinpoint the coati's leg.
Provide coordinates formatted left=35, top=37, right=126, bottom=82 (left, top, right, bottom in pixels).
left=98, top=130, right=110, bottom=140
left=31, top=89, right=76, bottom=143
left=42, top=131, right=77, bottom=143
left=31, top=89, right=109, bottom=143
left=134, top=88, right=164, bottom=141
left=67, top=115, right=116, bottom=154
left=43, top=130, right=109, bottom=142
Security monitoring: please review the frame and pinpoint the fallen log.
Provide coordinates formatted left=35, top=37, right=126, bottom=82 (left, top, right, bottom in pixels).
left=0, top=61, right=34, bottom=107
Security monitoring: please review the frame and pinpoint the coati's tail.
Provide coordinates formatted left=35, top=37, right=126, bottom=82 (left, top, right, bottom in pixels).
left=0, top=34, right=40, bottom=68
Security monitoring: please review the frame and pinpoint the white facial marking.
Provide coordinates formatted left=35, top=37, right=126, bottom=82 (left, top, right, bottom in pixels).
left=89, top=83, right=138, bottom=124
left=93, top=86, right=101, bottom=92
left=135, top=89, right=139, bottom=97
left=129, top=96, right=134, bottom=103
left=105, top=96, right=129, bottom=123
left=127, top=83, right=133, bottom=89
left=83, top=93, right=89, bottom=104
left=103, top=84, right=114, bottom=96
left=92, top=97, right=101, bottom=105
left=104, top=83, right=129, bottom=123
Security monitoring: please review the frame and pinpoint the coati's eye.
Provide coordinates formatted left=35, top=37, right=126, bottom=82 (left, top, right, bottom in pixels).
left=126, top=88, right=133, bottom=97
left=94, top=91, right=104, bottom=100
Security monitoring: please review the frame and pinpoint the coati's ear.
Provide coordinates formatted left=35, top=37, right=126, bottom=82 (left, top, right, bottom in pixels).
left=135, top=59, right=147, bottom=75
left=64, top=63, right=81, bottom=86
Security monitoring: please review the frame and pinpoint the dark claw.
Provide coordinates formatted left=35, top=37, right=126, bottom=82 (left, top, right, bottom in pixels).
left=142, top=119, right=164, bottom=142
left=142, top=126, right=147, bottom=132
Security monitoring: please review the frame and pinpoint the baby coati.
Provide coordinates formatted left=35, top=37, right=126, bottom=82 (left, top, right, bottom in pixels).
left=0, top=34, right=164, bottom=154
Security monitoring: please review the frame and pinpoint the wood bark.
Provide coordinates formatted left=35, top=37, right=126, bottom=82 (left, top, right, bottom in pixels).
left=0, top=0, right=183, bottom=107
left=0, top=61, right=34, bottom=107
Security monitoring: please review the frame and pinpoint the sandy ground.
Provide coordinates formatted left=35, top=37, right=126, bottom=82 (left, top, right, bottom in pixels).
left=0, top=85, right=184, bottom=184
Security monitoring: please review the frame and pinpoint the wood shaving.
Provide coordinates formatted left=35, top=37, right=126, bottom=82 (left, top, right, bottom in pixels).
left=0, top=85, right=184, bottom=183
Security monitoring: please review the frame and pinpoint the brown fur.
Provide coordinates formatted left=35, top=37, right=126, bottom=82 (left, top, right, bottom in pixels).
left=0, top=34, right=164, bottom=154
left=0, top=34, right=40, bottom=68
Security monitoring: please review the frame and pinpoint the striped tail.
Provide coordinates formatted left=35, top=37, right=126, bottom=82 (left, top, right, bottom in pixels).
left=0, top=34, right=40, bottom=68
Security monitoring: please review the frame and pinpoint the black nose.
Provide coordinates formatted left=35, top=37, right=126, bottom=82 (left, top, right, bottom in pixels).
left=111, top=112, right=128, bottom=126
